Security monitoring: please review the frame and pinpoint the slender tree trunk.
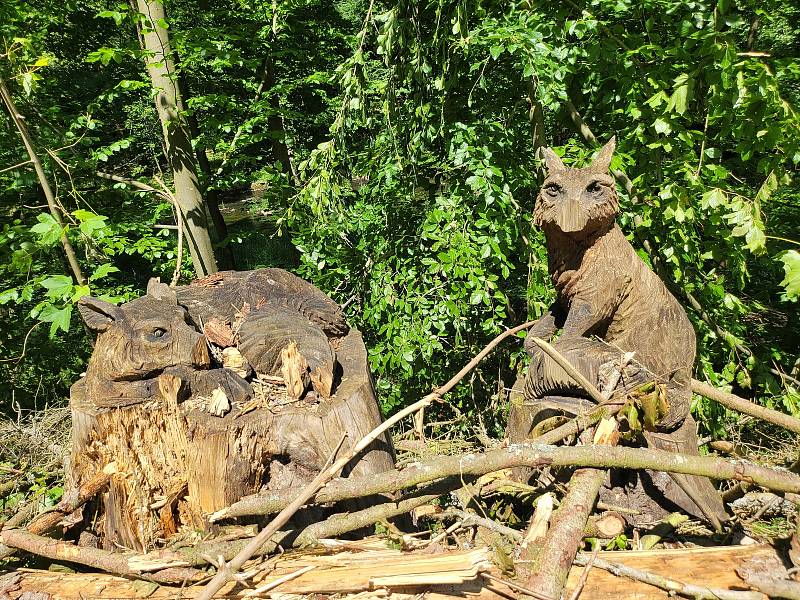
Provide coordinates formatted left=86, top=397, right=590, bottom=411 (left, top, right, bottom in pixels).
left=134, top=0, right=217, bottom=277
left=176, top=74, right=235, bottom=269
left=0, top=77, right=86, bottom=285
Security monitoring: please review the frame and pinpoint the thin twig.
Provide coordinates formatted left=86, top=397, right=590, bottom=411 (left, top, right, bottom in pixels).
left=482, top=572, right=554, bottom=600
left=0, top=158, right=33, bottom=173
left=528, top=337, right=606, bottom=404
left=567, top=545, right=599, bottom=600
left=242, top=565, right=316, bottom=597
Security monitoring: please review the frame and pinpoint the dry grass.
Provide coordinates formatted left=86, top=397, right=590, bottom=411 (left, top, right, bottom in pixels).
left=0, top=405, right=70, bottom=470
left=0, top=404, right=70, bottom=517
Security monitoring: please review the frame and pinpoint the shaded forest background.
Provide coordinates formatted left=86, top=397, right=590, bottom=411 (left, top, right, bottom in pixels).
left=1, top=0, right=798, bottom=440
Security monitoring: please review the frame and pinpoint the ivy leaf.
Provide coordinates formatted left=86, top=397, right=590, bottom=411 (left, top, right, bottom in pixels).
left=779, top=250, right=800, bottom=301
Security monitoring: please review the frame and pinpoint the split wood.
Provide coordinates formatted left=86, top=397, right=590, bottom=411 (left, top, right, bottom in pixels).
left=193, top=320, right=537, bottom=600
left=444, top=509, right=763, bottom=600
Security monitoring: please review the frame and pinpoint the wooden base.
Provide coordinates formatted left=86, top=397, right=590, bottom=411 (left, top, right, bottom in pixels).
left=68, top=329, right=394, bottom=551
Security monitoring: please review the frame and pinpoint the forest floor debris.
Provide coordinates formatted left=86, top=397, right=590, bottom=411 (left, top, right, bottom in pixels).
left=2, top=329, right=800, bottom=599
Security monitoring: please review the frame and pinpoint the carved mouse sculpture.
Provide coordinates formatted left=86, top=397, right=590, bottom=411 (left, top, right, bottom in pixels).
left=519, top=138, right=728, bottom=528
left=77, top=279, right=251, bottom=407
left=76, top=269, right=348, bottom=408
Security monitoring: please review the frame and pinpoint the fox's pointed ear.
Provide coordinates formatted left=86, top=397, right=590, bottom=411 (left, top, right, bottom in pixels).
left=541, top=147, right=566, bottom=173
left=590, top=136, right=616, bottom=173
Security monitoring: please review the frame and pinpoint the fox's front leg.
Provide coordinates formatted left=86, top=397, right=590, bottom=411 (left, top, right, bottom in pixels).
left=524, top=302, right=565, bottom=358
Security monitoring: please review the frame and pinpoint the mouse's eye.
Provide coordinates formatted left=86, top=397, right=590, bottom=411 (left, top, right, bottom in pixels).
left=587, top=181, right=602, bottom=194
left=545, top=183, right=562, bottom=197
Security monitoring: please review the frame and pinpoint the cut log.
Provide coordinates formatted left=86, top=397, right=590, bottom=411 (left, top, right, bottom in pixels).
left=585, top=512, right=626, bottom=539
left=69, top=328, right=394, bottom=551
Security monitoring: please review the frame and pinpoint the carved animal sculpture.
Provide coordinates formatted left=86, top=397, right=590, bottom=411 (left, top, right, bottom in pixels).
left=518, top=138, right=728, bottom=528
left=77, top=269, right=348, bottom=407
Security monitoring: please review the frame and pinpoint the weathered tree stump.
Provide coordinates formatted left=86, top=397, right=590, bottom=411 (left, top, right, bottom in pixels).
left=68, top=270, right=394, bottom=552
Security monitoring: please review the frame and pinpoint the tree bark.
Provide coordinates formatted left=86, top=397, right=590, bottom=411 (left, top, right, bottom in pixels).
left=0, top=76, right=86, bottom=285
left=134, top=0, right=217, bottom=277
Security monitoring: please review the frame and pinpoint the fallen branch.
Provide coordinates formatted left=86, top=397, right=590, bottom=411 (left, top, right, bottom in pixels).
left=737, top=571, right=800, bottom=600
left=27, top=462, right=117, bottom=536
left=525, top=418, right=619, bottom=598
left=293, top=479, right=461, bottom=547
left=0, top=463, right=117, bottom=561
left=195, top=320, right=537, bottom=600
left=435, top=508, right=523, bottom=541
left=0, top=528, right=203, bottom=583
left=691, top=379, right=800, bottom=435
left=215, top=440, right=800, bottom=524
left=574, top=552, right=764, bottom=600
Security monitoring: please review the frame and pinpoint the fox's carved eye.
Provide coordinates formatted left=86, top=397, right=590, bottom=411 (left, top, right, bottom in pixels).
left=586, top=181, right=602, bottom=194
left=544, top=183, right=562, bottom=198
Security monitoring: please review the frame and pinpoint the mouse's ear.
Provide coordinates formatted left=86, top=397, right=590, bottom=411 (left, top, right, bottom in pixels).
left=78, top=297, right=123, bottom=333
left=541, top=147, right=566, bottom=173
left=146, top=277, right=177, bottom=303
left=589, top=136, right=616, bottom=173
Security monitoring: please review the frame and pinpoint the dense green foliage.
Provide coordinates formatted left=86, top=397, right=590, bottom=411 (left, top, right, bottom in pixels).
left=1, top=0, right=798, bottom=437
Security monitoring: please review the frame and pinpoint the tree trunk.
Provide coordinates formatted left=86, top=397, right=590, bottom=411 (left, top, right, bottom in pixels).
left=175, top=72, right=235, bottom=269
left=68, top=327, right=394, bottom=552
left=134, top=0, right=217, bottom=277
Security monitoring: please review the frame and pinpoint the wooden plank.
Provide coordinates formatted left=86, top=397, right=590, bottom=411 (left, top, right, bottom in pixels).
left=562, top=544, right=778, bottom=599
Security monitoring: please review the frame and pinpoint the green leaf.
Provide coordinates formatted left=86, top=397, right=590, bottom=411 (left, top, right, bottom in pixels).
left=779, top=250, right=800, bottom=301
left=489, top=45, right=504, bottom=60
left=74, top=210, right=108, bottom=237
left=89, top=263, right=120, bottom=282
left=0, top=289, right=19, bottom=305
left=30, top=213, right=62, bottom=246
left=40, top=275, right=74, bottom=300
left=40, top=304, right=72, bottom=336
left=701, top=188, right=726, bottom=209
left=653, top=118, right=671, bottom=135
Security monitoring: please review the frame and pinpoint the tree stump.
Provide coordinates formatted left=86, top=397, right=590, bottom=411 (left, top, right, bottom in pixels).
left=68, top=270, right=394, bottom=552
